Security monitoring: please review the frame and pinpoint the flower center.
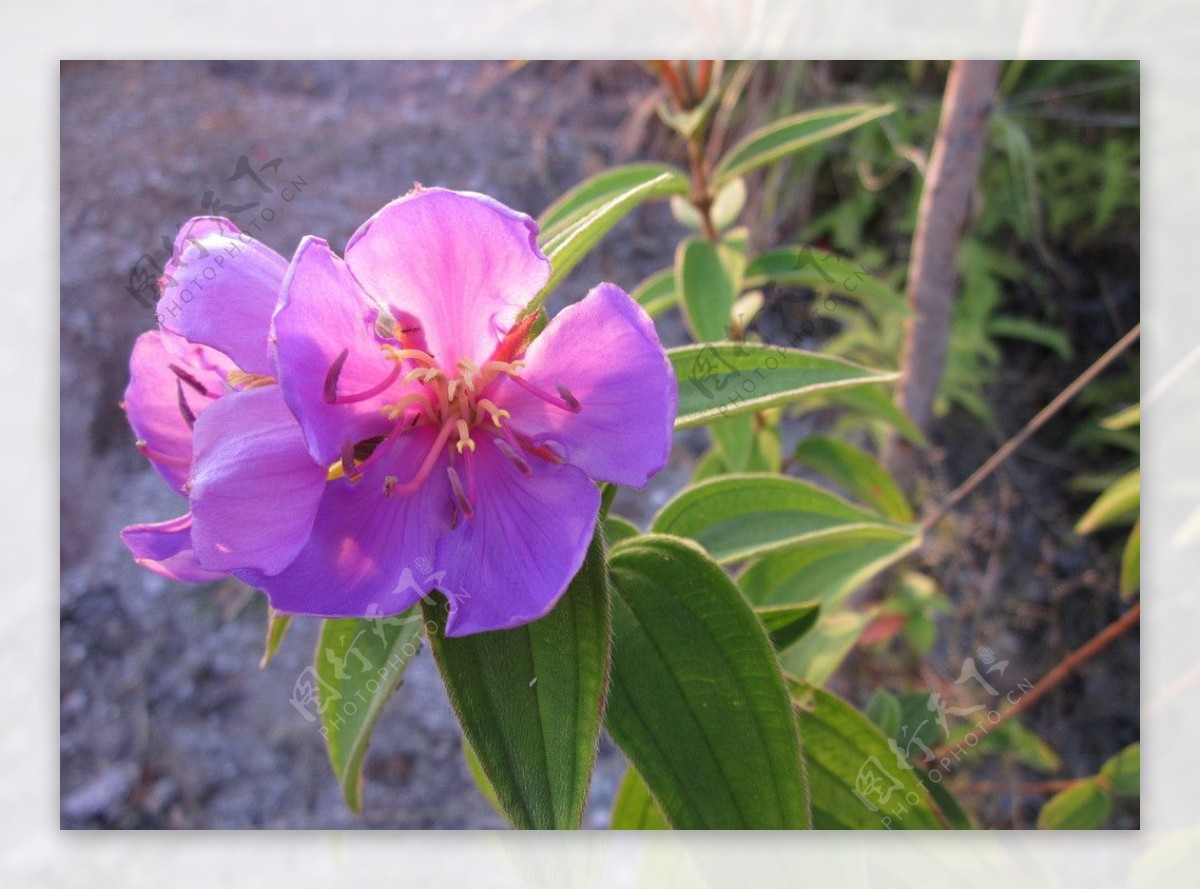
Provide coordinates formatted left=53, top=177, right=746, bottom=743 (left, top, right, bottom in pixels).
left=323, top=318, right=581, bottom=522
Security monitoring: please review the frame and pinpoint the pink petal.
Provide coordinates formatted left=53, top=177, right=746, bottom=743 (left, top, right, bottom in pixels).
left=189, top=386, right=327, bottom=574
left=274, top=236, right=418, bottom=465
left=156, top=217, right=288, bottom=376
left=124, top=329, right=235, bottom=494
left=497, top=282, right=677, bottom=488
left=121, top=513, right=227, bottom=583
left=238, top=424, right=453, bottom=617
left=344, top=188, right=550, bottom=370
left=434, top=434, right=599, bottom=636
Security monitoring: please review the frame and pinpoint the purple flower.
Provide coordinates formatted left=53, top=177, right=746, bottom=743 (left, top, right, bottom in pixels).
left=233, top=188, right=674, bottom=635
left=121, top=218, right=327, bottom=583
left=123, top=189, right=676, bottom=637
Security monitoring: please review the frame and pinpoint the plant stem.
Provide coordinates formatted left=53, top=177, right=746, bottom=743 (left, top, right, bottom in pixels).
left=931, top=603, right=1140, bottom=759
left=922, top=323, right=1140, bottom=532
left=885, top=60, right=1002, bottom=485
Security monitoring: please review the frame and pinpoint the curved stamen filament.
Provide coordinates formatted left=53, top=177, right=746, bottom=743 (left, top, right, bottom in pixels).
left=475, top=398, right=510, bottom=427
left=507, top=374, right=581, bottom=413
left=382, top=346, right=438, bottom=366
left=324, top=348, right=404, bottom=404
left=382, top=391, right=435, bottom=422
left=384, top=418, right=458, bottom=498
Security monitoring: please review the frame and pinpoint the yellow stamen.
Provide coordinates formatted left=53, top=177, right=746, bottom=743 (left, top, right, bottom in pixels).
left=382, top=346, right=437, bottom=366
left=454, top=419, right=476, bottom=453
left=326, top=460, right=346, bottom=481
left=476, top=398, right=510, bottom=427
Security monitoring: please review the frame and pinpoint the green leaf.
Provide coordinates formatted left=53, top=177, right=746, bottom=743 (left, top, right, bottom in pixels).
left=782, top=610, right=869, bottom=686
left=792, top=436, right=914, bottom=522
left=1076, top=468, right=1140, bottom=534
left=629, top=267, right=677, bottom=318
left=463, top=739, right=503, bottom=816
left=823, top=384, right=928, bottom=448
left=977, top=721, right=1061, bottom=774
left=757, top=601, right=821, bottom=651
left=1121, top=521, right=1140, bottom=598
left=1101, top=403, right=1140, bottom=431
left=1037, top=779, right=1113, bottom=829
left=652, top=472, right=906, bottom=565
left=530, top=170, right=689, bottom=312
left=316, top=610, right=426, bottom=812
left=605, top=535, right=810, bottom=829
left=675, top=232, right=748, bottom=343
left=1100, top=742, right=1140, bottom=796
left=790, top=684, right=948, bottom=829
left=538, top=163, right=689, bottom=242
left=710, top=177, right=748, bottom=231
left=260, top=607, right=293, bottom=668
left=670, top=343, right=899, bottom=430
left=714, top=103, right=895, bottom=186
left=424, top=533, right=611, bottom=829
left=739, top=525, right=919, bottom=608
left=987, top=315, right=1074, bottom=360
left=610, top=767, right=670, bottom=830
left=743, top=246, right=907, bottom=314
left=603, top=514, right=641, bottom=548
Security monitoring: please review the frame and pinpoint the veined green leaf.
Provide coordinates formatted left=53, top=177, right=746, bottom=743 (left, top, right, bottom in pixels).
left=316, top=610, right=425, bottom=812
left=629, top=267, right=677, bottom=318
left=606, top=535, right=811, bottom=829
left=538, top=163, right=689, bottom=242
left=530, top=171, right=688, bottom=311
left=757, top=601, right=821, bottom=651
left=793, top=436, right=914, bottom=522
left=610, top=767, right=670, bottom=830
left=790, top=683, right=950, bottom=829
left=713, top=103, right=895, bottom=186
left=744, top=246, right=906, bottom=314
left=670, top=343, right=899, bottom=430
left=260, top=607, right=293, bottom=668
left=425, top=533, right=610, bottom=829
left=652, top=472, right=907, bottom=565
left=1038, top=779, right=1112, bottom=829
left=1076, top=468, right=1140, bottom=534
left=987, top=315, right=1074, bottom=360
left=738, top=525, right=919, bottom=608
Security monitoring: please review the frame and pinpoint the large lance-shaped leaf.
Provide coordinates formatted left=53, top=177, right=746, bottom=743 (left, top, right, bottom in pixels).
left=424, top=533, right=610, bottom=829
left=670, top=343, right=898, bottom=430
left=316, top=610, right=426, bottom=812
left=538, top=163, right=689, bottom=242
left=529, top=170, right=689, bottom=312
left=790, top=683, right=950, bottom=829
left=792, top=436, right=914, bottom=522
left=610, top=767, right=670, bottom=830
left=652, top=472, right=908, bottom=564
left=605, top=535, right=810, bottom=829
left=743, top=246, right=907, bottom=314
left=739, top=525, right=920, bottom=608
left=713, top=103, right=895, bottom=186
